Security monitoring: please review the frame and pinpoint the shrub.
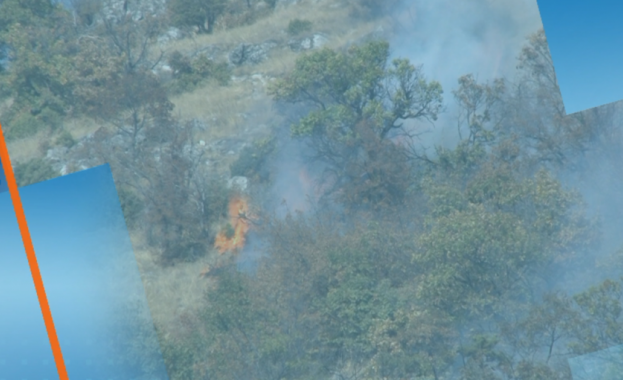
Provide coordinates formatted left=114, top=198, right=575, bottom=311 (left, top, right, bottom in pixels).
left=55, top=130, right=76, bottom=149
left=5, top=111, right=43, bottom=140
left=192, top=54, right=231, bottom=85
left=166, top=51, right=231, bottom=94
left=286, top=18, right=312, bottom=36
left=167, top=0, right=227, bottom=34
left=230, top=136, right=275, bottom=182
left=3, top=105, right=64, bottom=141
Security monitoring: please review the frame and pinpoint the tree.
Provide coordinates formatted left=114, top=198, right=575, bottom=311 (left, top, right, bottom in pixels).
left=498, top=28, right=617, bottom=172
left=566, top=278, right=623, bottom=356
left=92, top=69, right=174, bottom=152
left=167, top=0, right=227, bottom=34
left=98, top=0, right=166, bottom=73
left=69, top=0, right=103, bottom=28
left=269, top=40, right=443, bottom=210
left=415, top=134, right=596, bottom=323
left=83, top=118, right=230, bottom=265
left=0, top=0, right=56, bottom=30
left=0, top=6, right=78, bottom=139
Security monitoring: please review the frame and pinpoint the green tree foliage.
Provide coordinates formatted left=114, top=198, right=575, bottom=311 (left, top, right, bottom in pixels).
left=164, top=33, right=612, bottom=380
left=499, top=29, right=617, bottom=171
left=69, top=0, right=103, bottom=28
left=199, top=211, right=467, bottom=380
left=567, top=279, right=623, bottom=355
left=0, top=0, right=56, bottom=30
left=269, top=40, right=443, bottom=211
left=417, top=141, right=595, bottom=321
left=167, top=0, right=227, bottom=34
left=100, top=69, right=174, bottom=150
left=229, top=136, right=275, bottom=182
left=85, top=119, right=230, bottom=265
left=98, top=0, right=166, bottom=73
left=0, top=6, right=77, bottom=139
left=71, top=36, right=127, bottom=116
left=55, top=130, right=76, bottom=149
left=286, top=18, right=312, bottom=36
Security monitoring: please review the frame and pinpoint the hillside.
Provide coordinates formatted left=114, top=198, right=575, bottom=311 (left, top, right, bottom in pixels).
left=3, top=0, right=623, bottom=379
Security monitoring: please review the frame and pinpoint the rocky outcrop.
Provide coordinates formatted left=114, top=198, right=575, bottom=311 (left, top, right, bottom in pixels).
left=288, top=34, right=329, bottom=52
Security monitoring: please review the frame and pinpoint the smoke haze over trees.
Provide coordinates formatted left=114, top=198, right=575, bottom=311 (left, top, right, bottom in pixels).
left=2, top=0, right=623, bottom=379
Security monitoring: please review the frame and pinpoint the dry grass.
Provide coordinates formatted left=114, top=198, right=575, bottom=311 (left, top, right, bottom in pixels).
left=171, top=81, right=256, bottom=134
left=5, top=132, right=47, bottom=164
left=5, top=115, right=103, bottom=165
left=64, top=116, right=104, bottom=141
left=160, top=0, right=352, bottom=53
left=130, top=232, right=223, bottom=337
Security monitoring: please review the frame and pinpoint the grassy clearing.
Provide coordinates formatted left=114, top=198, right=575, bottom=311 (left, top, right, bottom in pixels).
left=5, top=131, right=48, bottom=164
left=131, top=232, right=220, bottom=335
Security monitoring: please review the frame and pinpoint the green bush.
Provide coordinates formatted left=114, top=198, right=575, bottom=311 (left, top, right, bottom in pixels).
left=286, top=18, right=312, bottom=36
left=14, top=158, right=56, bottom=187
left=230, top=136, right=275, bottom=182
left=37, top=107, right=63, bottom=131
left=167, top=0, right=227, bottom=34
left=4, top=106, right=64, bottom=141
left=168, top=51, right=193, bottom=76
left=55, top=130, right=75, bottom=149
left=166, top=51, right=231, bottom=94
left=192, top=54, right=231, bottom=85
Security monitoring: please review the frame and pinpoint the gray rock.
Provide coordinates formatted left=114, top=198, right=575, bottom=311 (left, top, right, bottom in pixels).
left=46, top=146, right=68, bottom=163
left=227, top=176, right=248, bottom=192
left=157, top=27, right=182, bottom=45
left=289, top=34, right=328, bottom=52
left=152, top=64, right=173, bottom=81
left=313, top=34, right=328, bottom=48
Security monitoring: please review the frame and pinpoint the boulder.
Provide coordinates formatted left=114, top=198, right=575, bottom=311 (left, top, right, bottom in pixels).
left=289, top=34, right=329, bottom=52
left=227, top=176, right=249, bottom=192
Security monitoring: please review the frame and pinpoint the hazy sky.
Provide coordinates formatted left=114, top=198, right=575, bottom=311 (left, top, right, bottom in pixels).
left=537, top=0, right=623, bottom=114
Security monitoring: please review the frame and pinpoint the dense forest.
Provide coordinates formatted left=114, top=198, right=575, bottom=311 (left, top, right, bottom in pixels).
left=2, top=0, right=623, bottom=379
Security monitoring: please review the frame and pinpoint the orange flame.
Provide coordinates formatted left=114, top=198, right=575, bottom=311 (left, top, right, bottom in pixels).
left=214, top=196, right=251, bottom=254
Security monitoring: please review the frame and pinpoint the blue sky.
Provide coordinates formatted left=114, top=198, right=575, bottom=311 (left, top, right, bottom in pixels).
left=537, top=0, right=623, bottom=114
left=0, top=163, right=7, bottom=194
left=0, top=165, right=168, bottom=379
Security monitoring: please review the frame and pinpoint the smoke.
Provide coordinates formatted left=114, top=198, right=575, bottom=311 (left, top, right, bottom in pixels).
left=255, top=0, right=623, bottom=297
left=387, top=0, right=623, bottom=293
left=263, top=0, right=547, bottom=221
left=556, top=104, right=623, bottom=293
left=389, top=0, right=543, bottom=150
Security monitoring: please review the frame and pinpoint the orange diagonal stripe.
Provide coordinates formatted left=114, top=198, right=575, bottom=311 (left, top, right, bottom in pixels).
left=0, top=122, right=69, bottom=379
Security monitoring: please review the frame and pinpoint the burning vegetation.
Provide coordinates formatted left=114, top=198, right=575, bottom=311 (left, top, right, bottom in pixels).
left=214, top=196, right=252, bottom=254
